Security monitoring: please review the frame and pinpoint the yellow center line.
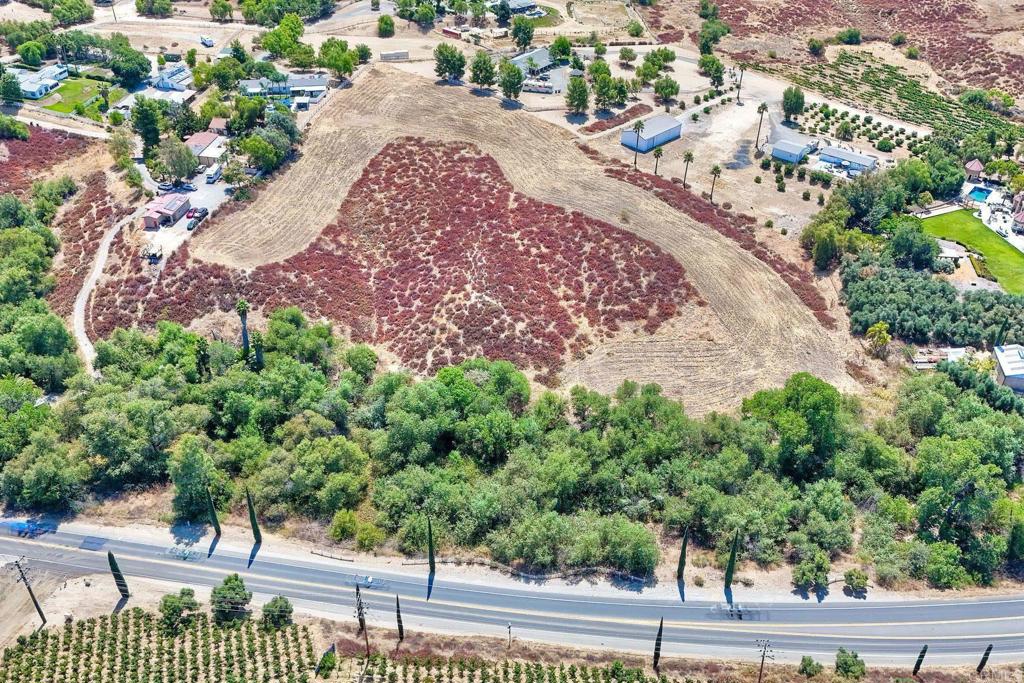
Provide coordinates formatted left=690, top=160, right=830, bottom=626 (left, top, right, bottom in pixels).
left=9, top=537, right=1024, bottom=641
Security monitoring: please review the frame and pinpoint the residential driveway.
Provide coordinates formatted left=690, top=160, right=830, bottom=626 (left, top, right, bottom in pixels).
left=146, top=176, right=232, bottom=257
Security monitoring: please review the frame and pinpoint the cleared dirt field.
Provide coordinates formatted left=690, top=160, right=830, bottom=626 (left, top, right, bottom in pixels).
left=641, top=0, right=1024, bottom=97
left=181, top=66, right=860, bottom=411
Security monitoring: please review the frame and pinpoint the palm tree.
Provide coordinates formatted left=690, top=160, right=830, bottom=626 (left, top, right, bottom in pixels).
left=653, top=146, right=664, bottom=175
left=709, top=164, right=722, bottom=203
left=631, top=119, right=645, bottom=168
left=755, top=102, right=768, bottom=148
left=682, top=150, right=694, bottom=187
left=235, top=298, right=251, bottom=359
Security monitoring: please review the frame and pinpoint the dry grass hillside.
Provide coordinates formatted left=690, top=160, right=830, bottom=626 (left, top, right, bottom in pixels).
left=103, top=65, right=861, bottom=413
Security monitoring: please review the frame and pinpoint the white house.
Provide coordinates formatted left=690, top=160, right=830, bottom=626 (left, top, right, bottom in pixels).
left=995, top=345, right=1024, bottom=393
left=14, top=63, right=69, bottom=100
left=151, top=63, right=193, bottom=92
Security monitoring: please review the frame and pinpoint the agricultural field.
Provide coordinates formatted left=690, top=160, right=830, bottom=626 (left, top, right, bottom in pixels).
left=757, top=51, right=1020, bottom=138
left=639, top=0, right=1024, bottom=98
left=922, top=210, right=1024, bottom=295
left=0, top=609, right=317, bottom=683
left=87, top=65, right=859, bottom=413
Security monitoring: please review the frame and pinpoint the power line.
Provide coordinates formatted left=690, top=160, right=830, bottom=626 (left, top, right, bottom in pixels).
left=11, top=557, right=47, bottom=627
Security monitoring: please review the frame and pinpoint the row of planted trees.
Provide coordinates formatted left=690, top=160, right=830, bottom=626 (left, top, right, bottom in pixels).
left=0, top=607, right=316, bottom=683
left=351, top=655, right=663, bottom=683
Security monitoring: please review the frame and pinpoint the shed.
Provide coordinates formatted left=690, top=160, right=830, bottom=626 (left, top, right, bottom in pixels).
left=965, top=158, right=984, bottom=181
left=995, top=345, right=1024, bottom=393
left=620, top=114, right=682, bottom=153
left=818, top=146, right=876, bottom=173
left=380, top=50, right=409, bottom=62
left=772, top=139, right=813, bottom=164
left=208, top=117, right=229, bottom=135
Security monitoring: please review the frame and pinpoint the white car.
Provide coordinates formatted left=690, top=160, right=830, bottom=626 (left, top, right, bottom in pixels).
left=356, top=575, right=383, bottom=589
left=200, top=36, right=215, bottom=47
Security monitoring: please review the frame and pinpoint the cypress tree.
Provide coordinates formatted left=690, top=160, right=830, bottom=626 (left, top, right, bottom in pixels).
left=108, top=551, right=130, bottom=598
left=676, top=527, right=689, bottom=580
left=246, top=488, right=262, bottom=545
left=723, top=529, right=739, bottom=589
left=396, top=595, right=405, bottom=641
left=913, top=644, right=928, bottom=676
left=427, top=515, right=436, bottom=574
left=206, top=485, right=221, bottom=537
left=653, top=617, right=663, bottom=671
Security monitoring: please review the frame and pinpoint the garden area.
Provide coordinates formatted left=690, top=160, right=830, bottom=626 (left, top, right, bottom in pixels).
left=42, top=77, right=126, bottom=120
left=922, top=209, right=1024, bottom=294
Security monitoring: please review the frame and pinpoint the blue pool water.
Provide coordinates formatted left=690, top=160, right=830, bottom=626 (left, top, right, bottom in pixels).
left=968, top=186, right=992, bottom=202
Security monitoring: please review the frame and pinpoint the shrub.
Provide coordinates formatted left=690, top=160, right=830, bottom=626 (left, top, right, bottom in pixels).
left=754, top=176, right=762, bottom=184
left=835, top=648, right=866, bottom=679
left=906, top=45, right=920, bottom=59
left=876, top=138, right=895, bottom=152
left=844, top=568, right=868, bottom=593
left=799, top=656, right=823, bottom=678
left=808, top=38, right=825, bottom=56
left=329, top=509, right=359, bottom=541
left=836, top=28, right=862, bottom=45
left=0, top=114, right=30, bottom=141
left=777, top=180, right=786, bottom=192
left=760, top=157, right=771, bottom=170
left=356, top=522, right=386, bottom=550
left=802, top=190, right=811, bottom=201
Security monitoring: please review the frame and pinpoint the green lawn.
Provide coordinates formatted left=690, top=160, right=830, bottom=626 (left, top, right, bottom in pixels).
left=43, top=78, right=126, bottom=118
left=922, top=209, right=1024, bottom=294
left=527, top=6, right=561, bottom=28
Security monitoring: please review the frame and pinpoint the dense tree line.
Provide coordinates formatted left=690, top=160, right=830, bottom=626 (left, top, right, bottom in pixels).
left=842, top=251, right=1024, bottom=346
left=0, top=186, right=81, bottom=396
left=0, top=26, right=150, bottom=88
left=3, top=300, right=1023, bottom=586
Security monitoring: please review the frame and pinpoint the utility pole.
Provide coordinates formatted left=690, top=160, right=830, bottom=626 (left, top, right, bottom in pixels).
left=755, top=639, right=774, bottom=683
left=355, top=585, right=369, bottom=656
left=12, top=559, right=46, bottom=627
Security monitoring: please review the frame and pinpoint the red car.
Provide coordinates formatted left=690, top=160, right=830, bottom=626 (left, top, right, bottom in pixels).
left=186, top=208, right=198, bottom=218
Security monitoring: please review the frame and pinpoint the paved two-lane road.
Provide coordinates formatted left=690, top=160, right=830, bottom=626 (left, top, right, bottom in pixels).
left=1, top=522, right=1021, bottom=667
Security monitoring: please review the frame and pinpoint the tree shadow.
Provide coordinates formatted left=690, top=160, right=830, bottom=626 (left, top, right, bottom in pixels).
left=842, top=585, right=868, bottom=600
left=426, top=571, right=435, bottom=601
left=565, top=112, right=588, bottom=125
left=247, top=542, right=261, bottom=569
left=207, top=534, right=220, bottom=559
left=170, top=521, right=205, bottom=547
left=470, top=87, right=494, bottom=98
left=676, top=578, right=685, bottom=602
left=112, top=595, right=129, bottom=614
left=500, top=99, right=524, bottom=111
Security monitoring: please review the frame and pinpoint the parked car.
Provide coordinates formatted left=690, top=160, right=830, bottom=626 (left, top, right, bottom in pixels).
left=194, top=207, right=209, bottom=219
left=157, top=181, right=174, bottom=192
left=186, top=208, right=197, bottom=218
left=179, top=182, right=197, bottom=192
left=195, top=165, right=207, bottom=176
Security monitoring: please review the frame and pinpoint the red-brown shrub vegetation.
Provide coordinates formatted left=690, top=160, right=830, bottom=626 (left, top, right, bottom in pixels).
left=88, top=137, right=698, bottom=380
left=0, top=127, right=92, bottom=196
left=580, top=104, right=654, bottom=134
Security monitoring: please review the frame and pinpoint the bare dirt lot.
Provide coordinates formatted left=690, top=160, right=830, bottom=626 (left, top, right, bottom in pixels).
left=92, top=65, right=861, bottom=413
left=640, top=0, right=1024, bottom=98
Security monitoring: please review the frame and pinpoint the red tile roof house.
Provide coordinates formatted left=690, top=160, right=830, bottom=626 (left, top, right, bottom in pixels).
left=965, top=158, right=984, bottom=181
left=142, top=194, right=190, bottom=229
left=208, top=117, right=229, bottom=135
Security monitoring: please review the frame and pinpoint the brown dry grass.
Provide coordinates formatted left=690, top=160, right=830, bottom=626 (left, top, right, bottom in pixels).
left=323, top=625, right=1004, bottom=683
left=190, top=65, right=860, bottom=413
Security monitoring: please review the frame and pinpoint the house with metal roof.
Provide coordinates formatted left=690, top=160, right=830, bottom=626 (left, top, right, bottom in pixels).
left=995, top=345, right=1024, bottom=393
left=509, top=47, right=554, bottom=76
left=771, top=139, right=815, bottom=164
left=239, top=74, right=329, bottom=100
left=620, top=114, right=682, bottom=153
left=504, top=0, right=537, bottom=12
left=818, top=146, right=877, bottom=173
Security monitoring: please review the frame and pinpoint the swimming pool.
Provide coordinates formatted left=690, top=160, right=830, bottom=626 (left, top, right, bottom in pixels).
left=968, top=186, right=992, bottom=203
